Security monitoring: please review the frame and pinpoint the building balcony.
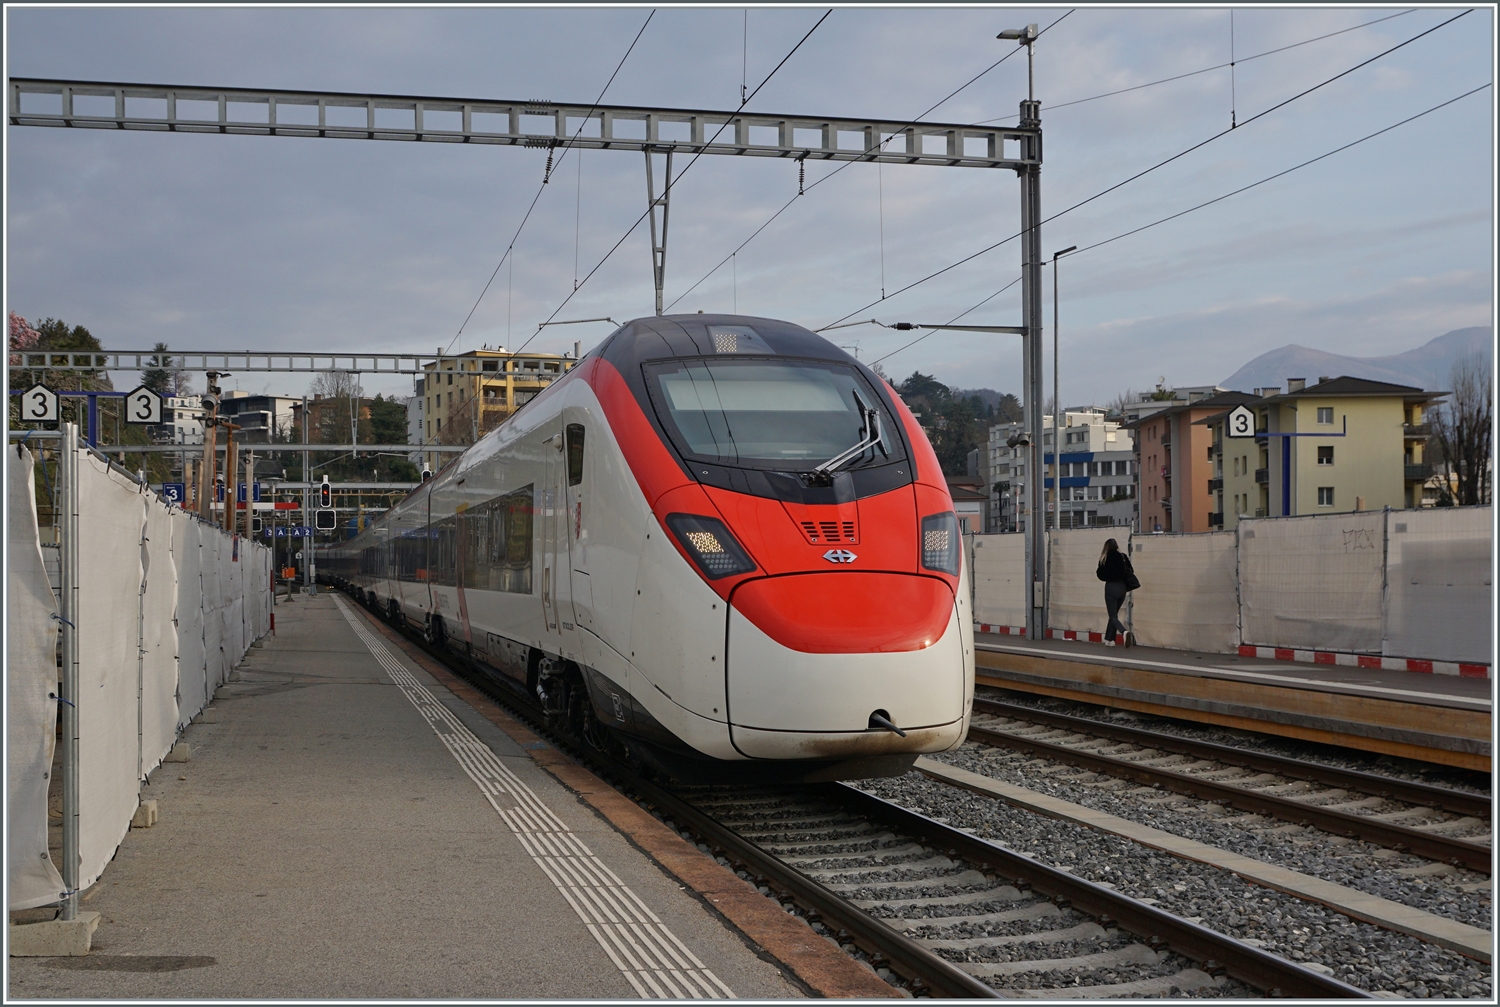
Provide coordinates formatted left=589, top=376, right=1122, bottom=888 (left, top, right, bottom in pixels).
left=1254, top=467, right=1269, bottom=485
left=1405, top=463, right=1434, bottom=482
left=1207, top=477, right=1223, bottom=492
left=1208, top=512, right=1223, bottom=528
left=1403, top=423, right=1431, bottom=439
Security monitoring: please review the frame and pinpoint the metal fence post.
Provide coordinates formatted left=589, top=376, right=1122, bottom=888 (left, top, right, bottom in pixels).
left=59, top=421, right=81, bottom=921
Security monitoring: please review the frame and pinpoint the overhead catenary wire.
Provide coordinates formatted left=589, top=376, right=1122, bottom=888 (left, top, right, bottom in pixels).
left=662, top=10, right=1073, bottom=314
left=864, top=81, right=1491, bottom=368
left=447, top=9, right=656, bottom=354
left=818, top=7, right=1472, bottom=332
left=514, top=8, right=833, bottom=354
left=973, top=9, right=1417, bottom=125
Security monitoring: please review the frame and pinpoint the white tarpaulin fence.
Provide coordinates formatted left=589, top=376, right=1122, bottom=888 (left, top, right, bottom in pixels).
left=1128, top=532, right=1240, bottom=653
left=1045, top=528, right=1119, bottom=634
left=1384, top=508, right=1493, bottom=664
left=6, top=445, right=272, bottom=908
left=1238, top=512, right=1386, bottom=654
left=970, top=533, right=1026, bottom=629
left=971, top=507, right=1491, bottom=662
left=7, top=449, right=67, bottom=910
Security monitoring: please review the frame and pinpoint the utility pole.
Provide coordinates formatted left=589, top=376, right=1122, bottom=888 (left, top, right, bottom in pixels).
left=198, top=372, right=223, bottom=522
left=223, top=423, right=238, bottom=534
left=1003, top=23, right=1047, bottom=641
left=243, top=451, right=255, bottom=542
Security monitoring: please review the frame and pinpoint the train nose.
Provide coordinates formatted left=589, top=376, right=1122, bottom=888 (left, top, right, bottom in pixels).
left=725, top=572, right=967, bottom=757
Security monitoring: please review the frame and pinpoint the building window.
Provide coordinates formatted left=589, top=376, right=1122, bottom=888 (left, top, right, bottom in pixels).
left=1317, top=407, right=1334, bottom=424
left=1317, top=446, right=1334, bottom=466
left=436, top=417, right=442, bottom=431
left=1318, top=486, right=1334, bottom=507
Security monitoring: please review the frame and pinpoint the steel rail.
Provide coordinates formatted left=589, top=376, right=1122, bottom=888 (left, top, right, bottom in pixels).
left=829, top=784, right=1373, bottom=999
left=972, top=697, right=1490, bottom=819
left=966, top=709, right=1490, bottom=873
left=627, top=777, right=1003, bottom=999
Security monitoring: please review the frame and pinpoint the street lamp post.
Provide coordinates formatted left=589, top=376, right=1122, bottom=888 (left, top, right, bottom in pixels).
left=1050, top=245, right=1077, bottom=531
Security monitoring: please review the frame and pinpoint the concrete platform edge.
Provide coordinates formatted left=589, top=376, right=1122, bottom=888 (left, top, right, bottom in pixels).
left=350, top=603, right=902, bottom=1000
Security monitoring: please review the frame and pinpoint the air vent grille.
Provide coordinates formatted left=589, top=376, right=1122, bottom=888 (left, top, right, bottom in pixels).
left=800, top=520, right=858, bottom=544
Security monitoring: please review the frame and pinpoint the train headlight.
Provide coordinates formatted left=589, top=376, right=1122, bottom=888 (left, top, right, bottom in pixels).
left=665, top=514, right=756, bottom=580
left=920, top=512, right=960, bottom=575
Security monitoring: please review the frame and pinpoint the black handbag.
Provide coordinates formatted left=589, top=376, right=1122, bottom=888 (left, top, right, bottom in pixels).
left=1123, top=558, right=1141, bottom=592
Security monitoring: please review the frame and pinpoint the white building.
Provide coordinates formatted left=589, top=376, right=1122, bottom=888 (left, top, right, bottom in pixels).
left=406, top=378, right=426, bottom=468
left=166, top=396, right=205, bottom=446
left=989, top=409, right=1136, bottom=531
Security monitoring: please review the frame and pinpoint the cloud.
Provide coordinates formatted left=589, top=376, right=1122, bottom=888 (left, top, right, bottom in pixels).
left=4, top=6, right=1491, bottom=410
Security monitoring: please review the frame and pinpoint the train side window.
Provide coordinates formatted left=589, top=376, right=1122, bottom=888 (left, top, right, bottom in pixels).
left=565, top=423, right=585, bottom=486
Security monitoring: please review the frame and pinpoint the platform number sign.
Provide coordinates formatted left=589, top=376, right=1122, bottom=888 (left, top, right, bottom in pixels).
left=1226, top=404, right=1256, bottom=438
left=161, top=482, right=186, bottom=505
left=21, top=384, right=58, bottom=423
left=126, top=386, right=162, bottom=424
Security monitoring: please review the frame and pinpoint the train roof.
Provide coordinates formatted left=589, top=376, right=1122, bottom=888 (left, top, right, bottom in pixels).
left=597, top=313, right=847, bottom=369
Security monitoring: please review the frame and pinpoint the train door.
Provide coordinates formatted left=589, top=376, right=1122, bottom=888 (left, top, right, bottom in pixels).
left=564, top=412, right=594, bottom=632
left=543, top=422, right=578, bottom=643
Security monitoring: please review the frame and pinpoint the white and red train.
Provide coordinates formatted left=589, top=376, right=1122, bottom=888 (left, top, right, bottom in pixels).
left=321, top=313, right=974, bottom=780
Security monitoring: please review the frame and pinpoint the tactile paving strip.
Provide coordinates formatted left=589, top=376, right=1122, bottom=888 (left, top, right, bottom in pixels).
left=335, top=598, right=733, bottom=999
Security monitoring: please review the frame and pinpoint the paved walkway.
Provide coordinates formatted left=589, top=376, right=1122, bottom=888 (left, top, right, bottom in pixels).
left=8, top=593, right=802, bottom=999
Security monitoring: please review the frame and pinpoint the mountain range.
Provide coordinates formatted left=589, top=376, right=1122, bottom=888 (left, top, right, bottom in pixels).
left=1220, top=326, right=1491, bottom=394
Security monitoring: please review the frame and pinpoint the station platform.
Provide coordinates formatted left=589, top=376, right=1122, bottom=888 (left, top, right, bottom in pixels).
left=974, top=633, right=1492, bottom=772
left=7, top=593, right=820, bottom=1000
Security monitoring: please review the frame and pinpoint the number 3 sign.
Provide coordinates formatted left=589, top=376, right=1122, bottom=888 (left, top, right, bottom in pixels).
left=21, top=384, right=58, bottom=422
left=1226, top=404, right=1256, bottom=438
left=126, top=386, right=162, bottom=424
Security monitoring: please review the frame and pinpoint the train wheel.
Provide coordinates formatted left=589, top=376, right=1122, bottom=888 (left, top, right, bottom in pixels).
left=387, top=599, right=401, bottom=626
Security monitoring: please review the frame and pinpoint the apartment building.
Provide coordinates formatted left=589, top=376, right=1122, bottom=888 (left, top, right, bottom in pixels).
left=1125, top=390, right=1260, bottom=533
left=1201, top=376, right=1443, bottom=528
left=218, top=391, right=302, bottom=443
left=420, top=348, right=574, bottom=469
left=989, top=410, right=1135, bottom=532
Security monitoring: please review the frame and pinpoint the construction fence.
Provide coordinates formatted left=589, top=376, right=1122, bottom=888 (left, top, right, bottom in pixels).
left=7, top=437, right=272, bottom=911
left=969, top=506, right=1493, bottom=665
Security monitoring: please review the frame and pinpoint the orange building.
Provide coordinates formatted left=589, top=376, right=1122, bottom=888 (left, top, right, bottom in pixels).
left=1125, top=391, right=1261, bottom=533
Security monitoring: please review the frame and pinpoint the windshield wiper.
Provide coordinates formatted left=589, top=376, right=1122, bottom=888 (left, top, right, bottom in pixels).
left=814, top=390, right=888, bottom=474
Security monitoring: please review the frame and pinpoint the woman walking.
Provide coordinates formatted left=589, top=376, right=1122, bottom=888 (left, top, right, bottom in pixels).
left=1095, top=538, right=1137, bottom=646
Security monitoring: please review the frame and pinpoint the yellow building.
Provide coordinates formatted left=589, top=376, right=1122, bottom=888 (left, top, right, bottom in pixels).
left=1202, top=376, right=1444, bottom=529
left=420, top=349, right=574, bottom=470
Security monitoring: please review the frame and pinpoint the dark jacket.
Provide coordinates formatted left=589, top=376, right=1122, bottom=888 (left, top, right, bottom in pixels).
left=1096, top=551, right=1133, bottom=584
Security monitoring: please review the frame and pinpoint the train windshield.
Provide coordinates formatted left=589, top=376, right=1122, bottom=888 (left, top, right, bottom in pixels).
left=646, top=358, right=903, bottom=469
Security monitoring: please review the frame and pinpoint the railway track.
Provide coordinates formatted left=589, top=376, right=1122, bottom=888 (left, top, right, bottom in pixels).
left=968, top=697, right=1492, bottom=874
left=343, top=591, right=1372, bottom=999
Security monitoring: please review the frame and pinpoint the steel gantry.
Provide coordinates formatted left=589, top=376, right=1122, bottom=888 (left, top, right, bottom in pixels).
left=10, top=58, right=1053, bottom=637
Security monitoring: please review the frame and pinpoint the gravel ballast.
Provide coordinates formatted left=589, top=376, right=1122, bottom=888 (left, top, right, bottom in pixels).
left=858, top=770, right=1493, bottom=998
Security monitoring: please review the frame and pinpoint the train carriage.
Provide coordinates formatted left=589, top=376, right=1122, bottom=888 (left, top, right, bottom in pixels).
left=323, top=313, right=975, bottom=781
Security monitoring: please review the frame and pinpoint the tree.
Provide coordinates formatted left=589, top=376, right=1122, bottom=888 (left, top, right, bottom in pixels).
left=141, top=342, right=190, bottom=397
left=369, top=395, right=409, bottom=445
left=308, top=370, right=363, bottom=445
left=9, top=316, right=112, bottom=393
left=1430, top=354, right=1492, bottom=506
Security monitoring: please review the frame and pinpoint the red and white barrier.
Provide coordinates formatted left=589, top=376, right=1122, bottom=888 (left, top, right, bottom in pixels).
left=972, top=622, right=1491, bottom=679
left=1235, top=645, right=1490, bottom=679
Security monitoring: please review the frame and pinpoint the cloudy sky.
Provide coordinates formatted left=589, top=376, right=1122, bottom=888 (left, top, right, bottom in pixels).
left=5, top=5, right=1494, bottom=404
